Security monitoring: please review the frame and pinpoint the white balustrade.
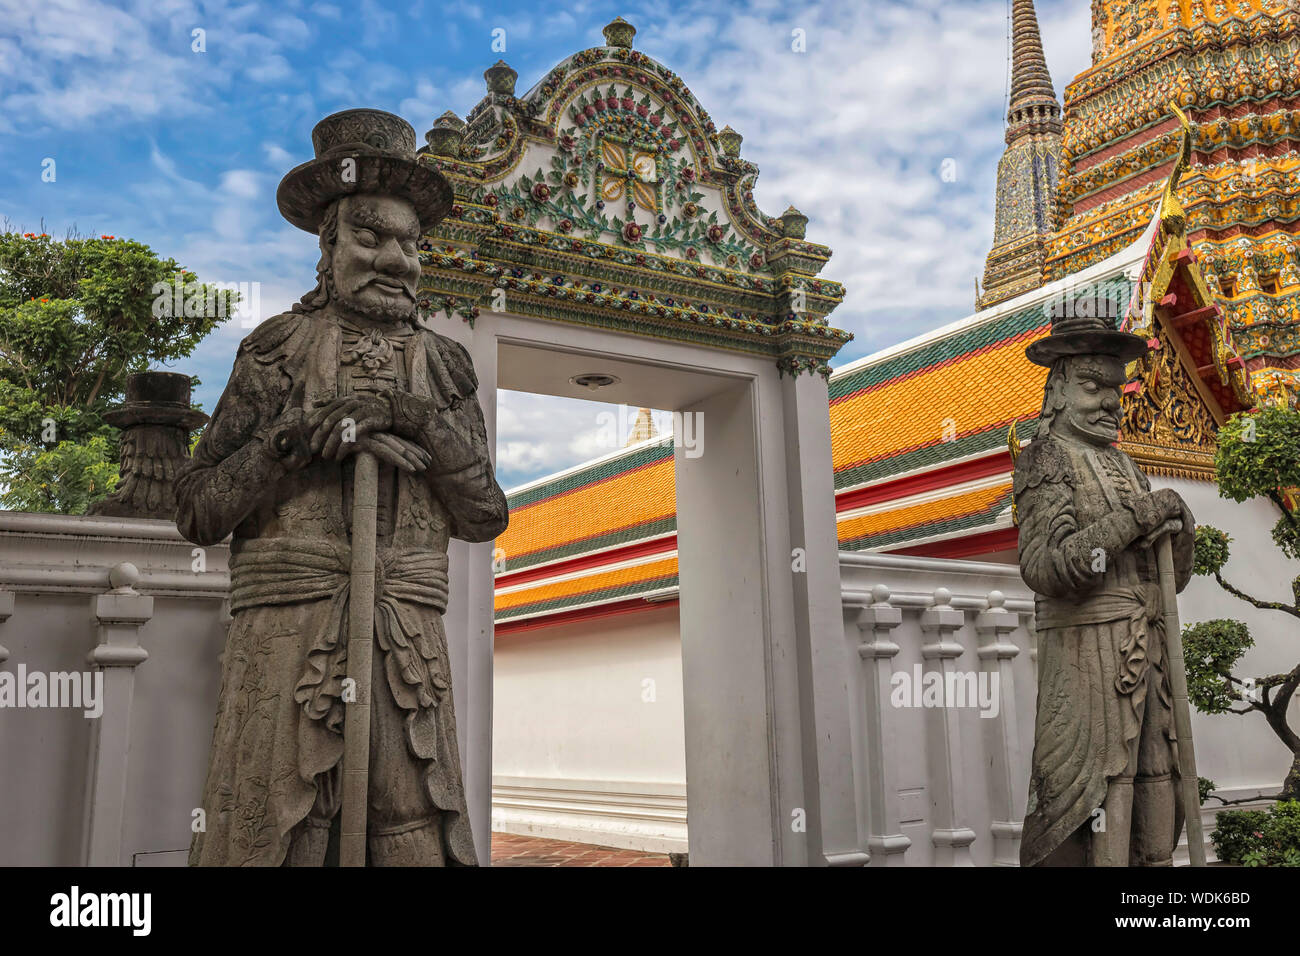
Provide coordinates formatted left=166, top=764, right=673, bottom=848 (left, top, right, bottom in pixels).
left=840, top=552, right=1037, bottom=867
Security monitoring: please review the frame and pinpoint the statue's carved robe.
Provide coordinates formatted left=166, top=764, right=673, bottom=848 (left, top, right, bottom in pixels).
left=177, top=310, right=508, bottom=866
left=1015, top=435, right=1193, bottom=867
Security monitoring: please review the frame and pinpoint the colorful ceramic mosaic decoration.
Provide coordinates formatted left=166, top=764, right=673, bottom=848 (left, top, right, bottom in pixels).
left=982, top=0, right=1300, bottom=406
left=414, top=17, right=851, bottom=380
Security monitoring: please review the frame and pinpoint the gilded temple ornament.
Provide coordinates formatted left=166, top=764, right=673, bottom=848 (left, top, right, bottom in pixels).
left=600, top=137, right=659, bottom=211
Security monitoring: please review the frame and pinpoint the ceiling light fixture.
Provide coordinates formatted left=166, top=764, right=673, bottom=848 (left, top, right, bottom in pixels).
left=570, top=373, right=621, bottom=391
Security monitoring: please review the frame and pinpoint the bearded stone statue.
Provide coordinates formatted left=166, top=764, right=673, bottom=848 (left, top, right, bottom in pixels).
left=176, top=109, right=508, bottom=866
left=1014, top=296, right=1195, bottom=867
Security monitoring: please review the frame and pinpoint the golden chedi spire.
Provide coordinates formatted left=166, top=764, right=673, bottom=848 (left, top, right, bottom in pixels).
left=977, top=0, right=1063, bottom=310
left=625, top=407, right=657, bottom=446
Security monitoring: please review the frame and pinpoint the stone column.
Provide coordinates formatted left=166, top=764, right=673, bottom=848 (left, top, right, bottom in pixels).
left=780, top=367, right=860, bottom=866
left=441, top=322, right=499, bottom=867
left=855, top=585, right=911, bottom=865
left=976, top=590, right=1024, bottom=866
left=920, top=587, right=976, bottom=865
left=82, top=562, right=153, bottom=867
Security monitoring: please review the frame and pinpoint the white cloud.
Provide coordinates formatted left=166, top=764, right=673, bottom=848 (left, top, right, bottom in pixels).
left=494, top=392, right=670, bottom=488
left=359, top=0, right=398, bottom=47
left=263, top=142, right=293, bottom=166
left=0, top=0, right=333, bottom=128
left=219, top=168, right=262, bottom=199
left=399, top=77, right=441, bottom=127
left=268, top=16, right=311, bottom=45
left=245, top=53, right=293, bottom=84
left=618, top=0, right=1094, bottom=361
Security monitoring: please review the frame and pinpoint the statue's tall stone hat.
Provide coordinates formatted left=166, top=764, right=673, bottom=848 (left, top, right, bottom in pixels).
left=104, top=370, right=208, bottom=430
left=276, top=108, right=454, bottom=233
left=1025, top=292, right=1149, bottom=366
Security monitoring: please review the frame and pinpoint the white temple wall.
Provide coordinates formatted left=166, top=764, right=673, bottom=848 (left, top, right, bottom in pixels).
left=490, top=604, right=687, bottom=852
left=1150, top=475, right=1300, bottom=806
left=0, top=514, right=228, bottom=866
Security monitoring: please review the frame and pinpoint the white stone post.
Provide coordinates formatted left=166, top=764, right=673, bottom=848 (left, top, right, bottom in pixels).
left=975, top=589, right=1024, bottom=866
left=920, top=587, right=976, bottom=865
left=855, top=585, right=911, bottom=865
left=82, top=563, right=153, bottom=867
left=781, top=368, right=862, bottom=867
left=0, top=589, right=13, bottom=663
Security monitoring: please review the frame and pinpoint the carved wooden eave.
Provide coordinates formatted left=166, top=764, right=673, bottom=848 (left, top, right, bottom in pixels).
left=409, top=25, right=851, bottom=378
left=1118, top=105, right=1255, bottom=480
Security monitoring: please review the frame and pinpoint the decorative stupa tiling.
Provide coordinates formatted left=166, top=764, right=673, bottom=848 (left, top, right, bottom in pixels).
left=1046, top=0, right=1300, bottom=405
left=978, top=0, right=1063, bottom=309
left=414, top=17, right=851, bottom=378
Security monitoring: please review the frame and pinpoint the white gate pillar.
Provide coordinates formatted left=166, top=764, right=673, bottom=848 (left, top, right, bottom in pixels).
left=781, top=369, right=863, bottom=867
left=674, top=367, right=848, bottom=866
left=443, top=322, right=499, bottom=867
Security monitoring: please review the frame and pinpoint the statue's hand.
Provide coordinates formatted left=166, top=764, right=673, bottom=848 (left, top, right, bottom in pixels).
left=266, top=406, right=312, bottom=471
left=1138, top=517, right=1184, bottom=550
left=1150, top=487, right=1186, bottom=520
left=338, top=433, right=432, bottom=473
left=307, top=395, right=395, bottom=461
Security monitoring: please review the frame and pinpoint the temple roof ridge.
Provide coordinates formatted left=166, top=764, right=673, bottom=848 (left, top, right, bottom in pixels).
left=504, top=432, right=673, bottom=498
left=841, top=219, right=1155, bottom=381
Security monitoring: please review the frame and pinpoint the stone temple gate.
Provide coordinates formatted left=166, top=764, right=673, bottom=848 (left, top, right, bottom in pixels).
left=418, top=18, right=858, bottom=865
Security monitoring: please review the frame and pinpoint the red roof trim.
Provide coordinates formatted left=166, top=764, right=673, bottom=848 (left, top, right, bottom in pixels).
left=495, top=597, right=679, bottom=636
left=495, top=534, right=677, bottom=588
left=886, top=526, right=1019, bottom=560
left=835, top=453, right=1012, bottom=512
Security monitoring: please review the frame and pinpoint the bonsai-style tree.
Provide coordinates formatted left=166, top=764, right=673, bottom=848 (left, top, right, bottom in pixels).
left=0, top=230, right=232, bottom=513
left=1184, top=405, right=1300, bottom=802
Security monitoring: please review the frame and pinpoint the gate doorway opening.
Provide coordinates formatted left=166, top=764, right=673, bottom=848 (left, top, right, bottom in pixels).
left=439, top=321, right=850, bottom=866
left=489, top=390, right=688, bottom=856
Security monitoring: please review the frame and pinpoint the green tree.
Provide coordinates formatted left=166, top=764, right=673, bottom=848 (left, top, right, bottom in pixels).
left=1185, top=406, right=1300, bottom=802
left=0, top=230, right=232, bottom=513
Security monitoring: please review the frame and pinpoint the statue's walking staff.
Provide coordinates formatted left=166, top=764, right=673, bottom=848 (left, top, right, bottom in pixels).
left=1156, top=533, right=1206, bottom=866
left=340, top=450, right=379, bottom=866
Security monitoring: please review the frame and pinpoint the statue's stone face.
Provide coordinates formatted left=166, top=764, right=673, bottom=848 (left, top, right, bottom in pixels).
left=330, top=193, right=421, bottom=323
left=1056, top=354, right=1126, bottom=446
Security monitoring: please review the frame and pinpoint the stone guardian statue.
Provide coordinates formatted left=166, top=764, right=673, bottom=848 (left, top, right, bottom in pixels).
left=1015, top=296, right=1195, bottom=866
left=176, top=109, right=508, bottom=866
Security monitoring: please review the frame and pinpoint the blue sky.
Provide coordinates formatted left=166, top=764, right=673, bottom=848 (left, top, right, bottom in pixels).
left=1, top=0, right=1093, bottom=488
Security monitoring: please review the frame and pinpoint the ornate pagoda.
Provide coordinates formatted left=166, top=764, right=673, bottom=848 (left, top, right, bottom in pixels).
left=1047, top=0, right=1300, bottom=407
left=978, top=0, right=1064, bottom=309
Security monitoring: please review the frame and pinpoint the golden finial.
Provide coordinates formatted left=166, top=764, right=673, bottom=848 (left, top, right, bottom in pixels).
left=1159, top=101, right=1193, bottom=233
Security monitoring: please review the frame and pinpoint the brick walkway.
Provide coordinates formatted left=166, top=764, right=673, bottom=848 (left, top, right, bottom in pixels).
left=491, top=832, right=673, bottom=867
